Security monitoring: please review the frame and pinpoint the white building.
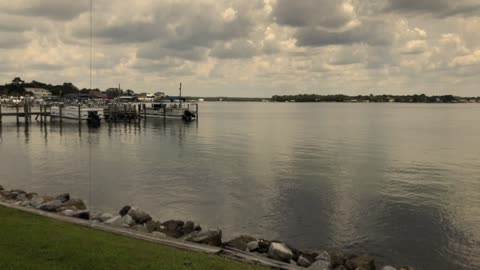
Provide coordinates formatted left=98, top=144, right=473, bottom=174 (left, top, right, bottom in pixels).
left=25, top=88, right=51, bottom=98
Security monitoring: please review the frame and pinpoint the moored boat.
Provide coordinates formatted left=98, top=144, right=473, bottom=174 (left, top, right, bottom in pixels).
left=144, top=97, right=197, bottom=121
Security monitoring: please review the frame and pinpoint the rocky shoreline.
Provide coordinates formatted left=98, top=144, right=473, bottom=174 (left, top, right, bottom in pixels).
left=0, top=185, right=415, bottom=270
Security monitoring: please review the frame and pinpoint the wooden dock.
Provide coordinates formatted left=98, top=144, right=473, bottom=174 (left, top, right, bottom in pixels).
left=0, top=103, right=51, bottom=125
left=1, top=102, right=199, bottom=126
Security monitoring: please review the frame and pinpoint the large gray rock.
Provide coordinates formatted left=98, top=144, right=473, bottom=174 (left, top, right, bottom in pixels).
left=55, top=193, right=70, bottom=203
left=26, top=193, right=38, bottom=200
left=316, top=250, right=331, bottom=262
left=145, top=220, right=160, bottom=233
left=345, top=254, right=376, bottom=270
left=105, top=215, right=135, bottom=228
left=119, top=205, right=131, bottom=216
left=247, top=241, right=259, bottom=252
left=62, top=198, right=87, bottom=210
left=62, top=209, right=76, bottom=217
left=182, top=221, right=195, bottom=234
left=16, top=193, right=28, bottom=201
left=132, top=224, right=148, bottom=233
left=72, top=211, right=90, bottom=220
left=30, top=195, right=45, bottom=208
left=39, top=200, right=63, bottom=212
left=93, top=213, right=114, bottom=223
left=127, top=207, right=152, bottom=224
left=0, top=190, right=9, bottom=198
left=152, top=231, right=167, bottom=238
left=382, top=266, right=397, bottom=270
left=224, top=235, right=257, bottom=251
left=257, top=239, right=271, bottom=253
left=184, top=229, right=222, bottom=247
left=310, top=260, right=331, bottom=270
left=297, top=255, right=313, bottom=267
left=160, top=220, right=185, bottom=238
left=5, top=192, right=18, bottom=200
left=286, top=244, right=302, bottom=262
left=267, top=242, right=293, bottom=263
left=19, top=201, right=30, bottom=207
left=11, top=189, right=26, bottom=194
left=329, top=250, right=346, bottom=268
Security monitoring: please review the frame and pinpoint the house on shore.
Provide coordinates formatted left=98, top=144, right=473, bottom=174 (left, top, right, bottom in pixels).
left=25, top=88, right=51, bottom=99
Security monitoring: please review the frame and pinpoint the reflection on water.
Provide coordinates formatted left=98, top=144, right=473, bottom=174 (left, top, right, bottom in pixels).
left=0, top=103, right=479, bottom=270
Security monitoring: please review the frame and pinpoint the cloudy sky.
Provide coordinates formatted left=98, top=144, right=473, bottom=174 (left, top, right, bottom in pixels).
left=1, top=0, right=480, bottom=97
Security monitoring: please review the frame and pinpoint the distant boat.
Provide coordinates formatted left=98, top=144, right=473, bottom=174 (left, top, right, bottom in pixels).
left=198, top=98, right=205, bottom=102
left=144, top=97, right=197, bottom=121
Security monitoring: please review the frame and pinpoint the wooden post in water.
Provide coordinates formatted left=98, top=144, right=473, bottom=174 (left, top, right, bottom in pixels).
left=29, top=101, right=32, bottom=123
left=78, top=105, right=81, bottom=124
left=163, top=106, right=166, bottom=121
left=143, top=104, right=146, bottom=120
left=59, top=105, right=63, bottom=124
left=137, top=104, right=141, bottom=122
left=196, top=104, right=199, bottom=121
left=16, top=104, right=19, bottom=124
left=0, top=102, right=2, bottom=124
left=39, top=105, right=43, bottom=124
left=123, top=104, right=127, bottom=121
left=24, top=102, right=28, bottom=124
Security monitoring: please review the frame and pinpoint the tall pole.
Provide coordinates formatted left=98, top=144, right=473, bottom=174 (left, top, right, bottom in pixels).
left=179, top=82, right=182, bottom=108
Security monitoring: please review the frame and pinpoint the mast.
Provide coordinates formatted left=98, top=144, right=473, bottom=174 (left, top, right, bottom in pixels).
left=179, top=82, right=182, bottom=107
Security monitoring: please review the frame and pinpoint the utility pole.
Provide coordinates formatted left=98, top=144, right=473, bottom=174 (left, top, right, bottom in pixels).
left=179, top=82, right=182, bottom=98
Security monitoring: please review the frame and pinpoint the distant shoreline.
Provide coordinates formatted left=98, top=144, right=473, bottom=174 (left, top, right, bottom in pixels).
left=192, top=94, right=480, bottom=103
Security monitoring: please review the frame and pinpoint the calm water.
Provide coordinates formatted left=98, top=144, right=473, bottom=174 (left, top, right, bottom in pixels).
left=1, top=103, right=479, bottom=270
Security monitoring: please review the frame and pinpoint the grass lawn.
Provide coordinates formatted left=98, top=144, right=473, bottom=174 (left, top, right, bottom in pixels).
left=0, top=206, right=267, bottom=270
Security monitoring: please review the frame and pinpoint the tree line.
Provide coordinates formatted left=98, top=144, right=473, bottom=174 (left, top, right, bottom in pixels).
left=271, top=94, right=479, bottom=103
left=0, top=77, right=136, bottom=99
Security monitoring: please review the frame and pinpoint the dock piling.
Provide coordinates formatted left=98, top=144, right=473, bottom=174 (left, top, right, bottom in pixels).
left=78, top=105, right=81, bottom=124
left=24, top=102, right=28, bottom=124
left=59, top=105, right=63, bottom=124
left=16, top=104, right=19, bottom=124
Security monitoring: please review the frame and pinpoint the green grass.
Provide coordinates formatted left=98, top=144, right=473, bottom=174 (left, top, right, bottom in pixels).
left=0, top=206, right=267, bottom=270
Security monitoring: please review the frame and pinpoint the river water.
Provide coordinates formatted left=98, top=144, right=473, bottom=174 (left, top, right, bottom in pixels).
left=0, top=102, right=479, bottom=270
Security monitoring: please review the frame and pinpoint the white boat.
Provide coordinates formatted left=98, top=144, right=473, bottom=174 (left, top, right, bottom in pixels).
left=50, top=106, right=105, bottom=120
left=144, top=98, right=197, bottom=120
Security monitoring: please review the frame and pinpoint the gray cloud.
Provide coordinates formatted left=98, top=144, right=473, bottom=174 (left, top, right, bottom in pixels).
left=273, top=0, right=355, bottom=29
left=4, top=0, right=89, bottom=21
left=0, top=32, right=27, bottom=49
left=137, top=42, right=208, bottom=62
left=0, top=15, right=36, bottom=32
left=210, top=40, right=259, bottom=59
left=383, top=0, right=480, bottom=17
left=295, top=20, right=393, bottom=47
left=330, top=46, right=367, bottom=65
left=90, top=22, right=161, bottom=44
